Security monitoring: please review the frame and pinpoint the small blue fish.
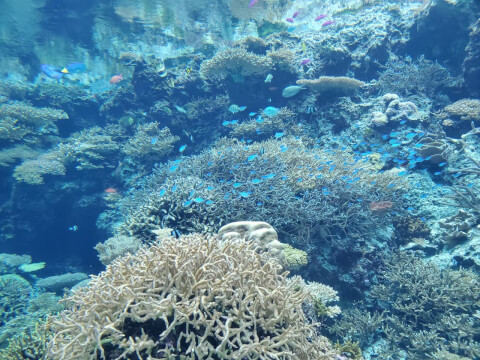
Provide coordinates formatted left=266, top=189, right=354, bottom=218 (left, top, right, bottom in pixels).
left=263, top=106, right=280, bottom=117
left=400, top=120, right=407, bottom=124
left=151, top=137, right=158, bottom=145
left=233, top=183, right=243, bottom=188
left=207, top=186, right=215, bottom=190
left=205, top=200, right=214, bottom=205
left=247, top=154, right=257, bottom=161
left=275, top=132, right=284, bottom=139
left=398, top=171, right=408, bottom=176
left=68, top=225, right=78, bottom=231
left=179, top=144, right=187, bottom=152
left=171, top=185, right=178, bottom=192
left=256, top=116, right=264, bottom=123
left=249, top=112, right=257, bottom=116
left=222, top=120, right=231, bottom=126
left=183, top=200, right=193, bottom=207
left=231, top=120, right=239, bottom=125
left=405, top=132, right=416, bottom=139
left=169, top=165, right=178, bottom=172
left=159, top=188, right=166, bottom=196
left=189, top=190, right=196, bottom=197
left=264, top=173, right=276, bottom=179
left=194, top=198, right=205, bottom=203
left=438, top=162, right=446, bottom=167
left=251, top=179, right=262, bottom=184
left=238, top=191, right=250, bottom=198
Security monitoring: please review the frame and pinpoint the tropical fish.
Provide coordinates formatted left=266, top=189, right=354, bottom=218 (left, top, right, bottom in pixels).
left=263, top=106, right=279, bottom=117
left=61, top=62, right=87, bottom=74
left=282, top=85, right=305, bottom=98
left=292, top=11, right=300, bottom=18
left=110, top=74, right=123, bottom=84
left=322, top=20, right=335, bottom=27
left=249, top=112, right=257, bottom=116
left=248, top=0, right=258, bottom=8
left=151, top=137, right=158, bottom=145
left=228, top=104, right=247, bottom=113
left=104, top=187, right=118, bottom=194
left=275, top=132, right=284, bottom=138
left=41, top=64, right=63, bottom=79
left=69, top=225, right=79, bottom=231
left=315, top=14, right=327, bottom=21
left=179, top=144, right=187, bottom=152
left=286, top=18, right=294, bottom=23
left=264, top=74, right=273, bottom=83
left=300, top=58, right=311, bottom=65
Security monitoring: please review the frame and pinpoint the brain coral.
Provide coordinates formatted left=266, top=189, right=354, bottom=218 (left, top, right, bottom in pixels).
left=47, top=232, right=336, bottom=360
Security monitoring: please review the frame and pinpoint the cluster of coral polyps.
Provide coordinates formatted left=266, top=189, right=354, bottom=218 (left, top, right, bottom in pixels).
left=47, top=222, right=336, bottom=360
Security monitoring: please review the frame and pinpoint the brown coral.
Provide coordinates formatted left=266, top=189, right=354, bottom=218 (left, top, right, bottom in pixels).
left=443, top=99, right=480, bottom=122
left=47, top=232, right=336, bottom=360
left=200, top=48, right=274, bottom=81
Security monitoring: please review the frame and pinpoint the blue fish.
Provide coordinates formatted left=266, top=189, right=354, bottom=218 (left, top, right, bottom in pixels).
left=238, top=191, right=250, bottom=198
left=264, top=173, right=276, bottom=179
left=222, top=121, right=231, bottom=126
left=63, top=62, right=87, bottom=74
left=249, top=112, right=257, bottom=116
left=189, top=190, right=196, bottom=197
left=205, top=200, right=214, bottom=205
left=251, top=179, right=262, bottom=184
left=233, top=183, right=243, bottom=188
left=171, top=185, right=178, bottom=192
left=263, top=106, right=280, bottom=117
left=194, top=198, right=205, bottom=203
left=151, top=137, right=158, bottom=145
left=183, top=200, right=193, bottom=207
left=41, top=64, right=64, bottom=79
left=169, top=165, right=178, bottom=172
left=179, top=144, right=187, bottom=152
left=405, top=132, right=416, bottom=139
left=159, top=188, right=166, bottom=196
left=247, top=154, right=257, bottom=161
left=68, top=225, right=78, bottom=231
left=398, top=171, right=408, bottom=176
left=231, top=120, right=239, bottom=125
left=275, top=132, right=284, bottom=139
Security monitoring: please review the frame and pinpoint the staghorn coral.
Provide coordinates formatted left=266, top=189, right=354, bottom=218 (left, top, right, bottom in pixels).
left=108, top=136, right=406, bottom=244
left=13, top=152, right=66, bottom=185
left=0, top=101, right=68, bottom=126
left=0, top=318, right=51, bottom=360
left=94, top=234, right=143, bottom=266
left=369, top=252, right=480, bottom=359
left=123, top=122, right=178, bottom=166
left=0, top=274, right=33, bottom=327
left=47, top=232, right=337, bottom=360
left=200, top=47, right=274, bottom=81
left=12, top=125, right=124, bottom=184
left=443, top=98, right=480, bottom=122
left=296, top=76, right=365, bottom=95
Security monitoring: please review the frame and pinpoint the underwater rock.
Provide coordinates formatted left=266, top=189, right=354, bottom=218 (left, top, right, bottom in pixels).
left=297, top=76, right=365, bottom=95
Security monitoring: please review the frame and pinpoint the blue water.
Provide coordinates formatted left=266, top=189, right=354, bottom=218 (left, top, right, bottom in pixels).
left=1, top=0, right=480, bottom=358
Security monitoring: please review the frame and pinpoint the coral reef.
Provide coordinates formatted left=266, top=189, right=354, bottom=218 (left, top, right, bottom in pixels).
left=438, top=209, right=476, bottom=247
left=463, top=19, right=480, bottom=96
left=200, top=48, right=274, bottom=81
left=0, top=274, right=32, bottom=327
left=296, top=76, right=365, bottom=95
left=47, top=231, right=337, bottom=360
left=94, top=235, right=143, bottom=266
left=369, top=253, right=480, bottom=359
left=442, top=98, right=480, bottom=122
left=108, top=136, right=406, bottom=244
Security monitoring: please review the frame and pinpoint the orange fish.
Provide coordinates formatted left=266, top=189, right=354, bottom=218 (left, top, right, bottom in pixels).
left=109, top=74, right=123, bottom=84
left=104, top=187, right=118, bottom=194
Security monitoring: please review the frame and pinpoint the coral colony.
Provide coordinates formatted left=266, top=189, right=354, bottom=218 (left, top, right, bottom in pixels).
left=1, top=0, right=480, bottom=359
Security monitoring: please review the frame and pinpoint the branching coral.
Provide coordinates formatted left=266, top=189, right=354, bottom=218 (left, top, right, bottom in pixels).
left=47, top=232, right=336, bottom=360
left=107, top=136, right=406, bottom=245
left=0, top=274, right=33, bottom=327
left=369, top=253, right=480, bottom=359
left=123, top=122, right=178, bottom=166
left=200, top=47, right=274, bottom=81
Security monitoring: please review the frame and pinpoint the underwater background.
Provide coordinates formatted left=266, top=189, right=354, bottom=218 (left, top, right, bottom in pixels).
left=1, top=0, right=480, bottom=358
